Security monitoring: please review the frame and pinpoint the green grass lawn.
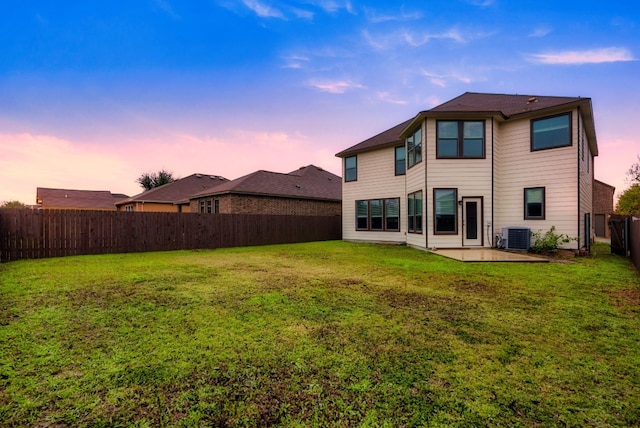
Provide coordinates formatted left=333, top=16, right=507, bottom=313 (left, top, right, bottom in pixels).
left=1, top=241, right=639, bottom=427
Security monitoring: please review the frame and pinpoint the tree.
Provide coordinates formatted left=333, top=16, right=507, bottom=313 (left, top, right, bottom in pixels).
left=137, top=169, right=176, bottom=191
left=1, top=200, right=27, bottom=209
left=627, top=155, right=640, bottom=185
left=615, top=184, right=640, bottom=215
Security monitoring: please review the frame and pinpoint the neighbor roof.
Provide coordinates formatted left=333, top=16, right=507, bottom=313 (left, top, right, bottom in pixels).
left=191, top=165, right=341, bottom=201
left=116, top=173, right=229, bottom=206
left=337, top=92, right=597, bottom=157
left=36, top=188, right=129, bottom=210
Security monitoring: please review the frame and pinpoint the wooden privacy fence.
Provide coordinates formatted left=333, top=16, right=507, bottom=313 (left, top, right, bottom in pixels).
left=0, top=209, right=342, bottom=262
left=609, top=214, right=640, bottom=272
left=631, top=216, right=640, bottom=272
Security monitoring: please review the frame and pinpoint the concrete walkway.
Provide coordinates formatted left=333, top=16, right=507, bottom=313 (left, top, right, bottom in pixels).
left=428, top=248, right=548, bottom=262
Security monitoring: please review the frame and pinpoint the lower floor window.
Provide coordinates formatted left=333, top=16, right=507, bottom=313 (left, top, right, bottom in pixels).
left=355, top=198, right=400, bottom=231
left=407, top=191, right=422, bottom=233
left=434, top=188, right=457, bottom=234
left=524, top=187, right=545, bottom=219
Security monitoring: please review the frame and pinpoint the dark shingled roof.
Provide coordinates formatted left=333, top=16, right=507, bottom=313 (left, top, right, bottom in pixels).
left=36, top=188, right=129, bottom=210
left=336, top=92, right=597, bottom=157
left=116, top=173, right=229, bottom=206
left=191, top=165, right=341, bottom=201
left=335, top=119, right=412, bottom=158
left=427, top=92, right=587, bottom=117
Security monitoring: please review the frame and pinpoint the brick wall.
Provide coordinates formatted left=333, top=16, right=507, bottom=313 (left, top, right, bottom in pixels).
left=191, top=194, right=341, bottom=216
left=593, top=180, right=615, bottom=214
left=593, top=180, right=616, bottom=238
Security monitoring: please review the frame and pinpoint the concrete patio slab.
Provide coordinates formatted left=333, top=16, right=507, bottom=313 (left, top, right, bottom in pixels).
left=428, top=248, right=548, bottom=262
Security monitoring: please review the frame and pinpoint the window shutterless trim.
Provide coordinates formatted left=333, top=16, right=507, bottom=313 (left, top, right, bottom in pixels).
left=355, top=198, right=401, bottom=232
left=344, top=155, right=357, bottom=182
left=395, top=145, right=406, bottom=176
left=407, top=190, right=423, bottom=234
left=433, top=188, right=458, bottom=235
left=530, top=112, right=572, bottom=152
left=407, top=126, right=422, bottom=169
left=524, top=187, right=545, bottom=220
left=436, top=120, right=486, bottom=159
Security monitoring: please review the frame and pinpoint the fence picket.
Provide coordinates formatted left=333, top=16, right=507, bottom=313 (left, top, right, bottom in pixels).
left=0, top=209, right=341, bottom=262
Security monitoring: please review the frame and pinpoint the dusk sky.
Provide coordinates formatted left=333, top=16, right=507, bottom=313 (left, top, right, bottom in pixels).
left=1, top=1, right=638, bottom=205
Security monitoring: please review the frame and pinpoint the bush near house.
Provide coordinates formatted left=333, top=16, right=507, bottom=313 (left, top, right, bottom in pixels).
left=529, top=226, right=575, bottom=255
left=1, top=241, right=639, bottom=426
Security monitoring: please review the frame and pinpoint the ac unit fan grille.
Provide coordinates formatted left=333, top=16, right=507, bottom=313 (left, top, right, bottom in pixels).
left=502, top=227, right=531, bottom=250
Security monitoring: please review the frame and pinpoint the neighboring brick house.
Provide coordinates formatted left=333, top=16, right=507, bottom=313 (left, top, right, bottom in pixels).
left=36, top=188, right=128, bottom=210
left=336, top=92, right=598, bottom=250
left=189, top=165, right=341, bottom=216
left=593, top=179, right=615, bottom=238
left=115, top=174, right=229, bottom=212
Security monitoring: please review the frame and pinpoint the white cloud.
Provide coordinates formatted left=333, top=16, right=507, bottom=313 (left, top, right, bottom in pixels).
left=153, top=0, right=180, bottom=19
left=363, top=6, right=422, bottom=23
left=528, top=25, right=551, bottom=38
left=361, top=29, right=387, bottom=50
left=528, top=47, right=635, bottom=64
left=305, top=0, right=355, bottom=14
left=291, top=7, right=314, bottom=20
left=467, top=0, right=494, bottom=6
left=308, top=80, right=365, bottom=94
left=281, top=54, right=310, bottom=69
left=421, top=69, right=473, bottom=87
left=376, top=92, right=408, bottom=105
left=403, top=28, right=466, bottom=46
left=242, top=0, right=285, bottom=19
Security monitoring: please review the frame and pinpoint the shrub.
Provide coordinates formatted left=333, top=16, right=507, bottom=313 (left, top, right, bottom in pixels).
left=529, top=226, right=575, bottom=254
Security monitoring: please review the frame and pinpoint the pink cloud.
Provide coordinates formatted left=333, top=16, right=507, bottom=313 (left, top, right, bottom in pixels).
left=0, top=129, right=342, bottom=205
left=0, top=133, right=132, bottom=204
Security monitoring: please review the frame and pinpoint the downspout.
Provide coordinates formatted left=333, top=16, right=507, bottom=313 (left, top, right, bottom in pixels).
left=491, top=117, right=495, bottom=248
left=577, top=107, right=581, bottom=249
left=423, top=118, right=428, bottom=249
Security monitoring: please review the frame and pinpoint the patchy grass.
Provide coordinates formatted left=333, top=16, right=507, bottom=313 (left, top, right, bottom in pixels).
left=1, top=241, right=639, bottom=426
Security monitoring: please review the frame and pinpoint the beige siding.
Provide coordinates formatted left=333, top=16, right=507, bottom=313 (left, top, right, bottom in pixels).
left=491, top=118, right=502, bottom=246
left=495, top=109, right=579, bottom=249
left=406, top=120, right=426, bottom=248
left=578, top=111, right=594, bottom=247
left=342, top=147, right=406, bottom=243
left=425, top=118, right=494, bottom=248
left=342, top=106, right=593, bottom=251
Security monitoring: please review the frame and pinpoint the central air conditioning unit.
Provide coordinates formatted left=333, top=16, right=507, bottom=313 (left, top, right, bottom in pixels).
left=502, top=227, right=531, bottom=250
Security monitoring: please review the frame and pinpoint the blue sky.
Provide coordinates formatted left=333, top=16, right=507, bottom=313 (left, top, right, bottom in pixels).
left=0, top=0, right=638, bottom=204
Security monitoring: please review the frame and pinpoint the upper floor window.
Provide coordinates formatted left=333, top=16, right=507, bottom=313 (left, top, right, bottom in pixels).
left=395, top=146, right=406, bottom=175
left=407, top=127, right=422, bottom=168
left=345, top=156, right=357, bottom=182
left=524, top=187, right=545, bottom=220
left=531, top=113, right=571, bottom=151
left=437, top=120, right=485, bottom=158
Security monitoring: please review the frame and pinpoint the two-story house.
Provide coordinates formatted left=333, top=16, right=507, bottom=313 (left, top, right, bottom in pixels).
left=336, top=92, right=598, bottom=251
